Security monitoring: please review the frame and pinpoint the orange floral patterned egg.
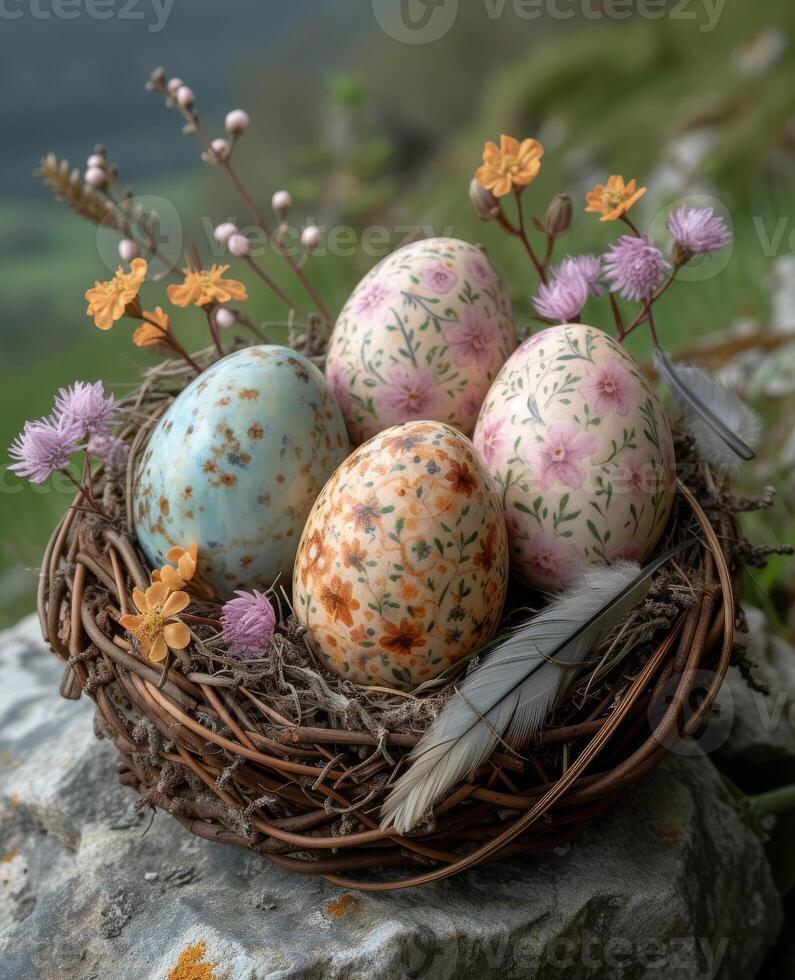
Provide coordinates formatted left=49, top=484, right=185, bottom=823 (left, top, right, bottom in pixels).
left=293, top=421, right=509, bottom=690
left=325, top=238, right=517, bottom=445
left=473, top=323, right=676, bottom=590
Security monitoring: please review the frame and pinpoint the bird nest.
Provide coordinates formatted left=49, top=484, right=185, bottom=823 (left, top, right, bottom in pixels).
left=37, top=343, right=743, bottom=891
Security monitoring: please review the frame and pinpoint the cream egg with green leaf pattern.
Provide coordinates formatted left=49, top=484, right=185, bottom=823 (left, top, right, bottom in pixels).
left=326, top=238, right=516, bottom=444
left=473, top=324, right=675, bottom=590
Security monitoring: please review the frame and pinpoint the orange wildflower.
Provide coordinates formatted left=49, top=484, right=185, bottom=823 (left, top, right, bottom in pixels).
left=119, top=581, right=191, bottom=663
left=585, top=175, right=647, bottom=222
left=85, top=257, right=147, bottom=330
left=133, top=306, right=172, bottom=349
left=152, top=542, right=198, bottom=590
left=475, top=135, right=544, bottom=197
left=167, top=264, right=248, bottom=308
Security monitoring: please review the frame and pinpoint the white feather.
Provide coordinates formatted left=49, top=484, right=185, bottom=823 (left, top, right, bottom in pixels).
left=380, top=559, right=662, bottom=835
left=653, top=348, right=760, bottom=473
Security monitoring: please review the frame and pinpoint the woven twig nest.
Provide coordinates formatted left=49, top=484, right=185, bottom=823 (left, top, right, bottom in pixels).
left=37, top=344, right=738, bottom=891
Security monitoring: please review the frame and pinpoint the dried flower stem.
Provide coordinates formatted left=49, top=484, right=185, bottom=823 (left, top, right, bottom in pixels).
left=644, top=302, right=660, bottom=346
left=620, top=214, right=642, bottom=237
left=105, top=188, right=177, bottom=278
left=609, top=292, right=625, bottom=335
left=38, top=157, right=178, bottom=279
left=496, top=189, right=548, bottom=284
left=619, top=270, right=678, bottom=340
left=138, top=314, right=202, bottom=374
left=61, top=468, right=104, bottom=514
left=243, top=255, right=304, bottom=314
left=234, top=312, right=274, bottom=345
left=219, top=157, right=332, bottom=322
left=540, top=231, right=556, bottom=269
left=37, top=154, right=117, bottom=226
left=172, top=104, right=332, bottom=324
left=204, top=308, right=225, bottom=358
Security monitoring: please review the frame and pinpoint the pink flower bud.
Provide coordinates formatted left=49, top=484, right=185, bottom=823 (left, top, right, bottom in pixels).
left=118, top=238, right=139, bottom=262
left=225, top=109, right=250, bottom=134
left=85, top=167, right=107, bottom=188
left=301, top=225, right=321, bottom=251
left=213, top=222, right=238, bottom=245
left=87, top=154, right=105, bottom=169
left=272, top=190, right=292, bottom=215
left=167, top=77, right=183, bottom=95
left=228, top=233, right=250, bottom=258
left=211, top=138, right=230, bottom=161
left=214, top=307, right=236, bottom=330
left=176, top=86, right=195, bottom=109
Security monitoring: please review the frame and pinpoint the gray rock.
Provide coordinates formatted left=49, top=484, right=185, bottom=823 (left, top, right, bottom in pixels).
left=711, top=606, right=795, bottom=791
left=0, top=614, right=783, bottom=979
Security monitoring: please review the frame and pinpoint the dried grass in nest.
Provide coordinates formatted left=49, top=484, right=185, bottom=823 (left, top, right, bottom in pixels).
left=38, top=342, right=750, bottom=890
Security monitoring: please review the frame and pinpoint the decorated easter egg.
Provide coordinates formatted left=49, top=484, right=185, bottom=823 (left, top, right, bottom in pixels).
left=325, top=237, right=517, bottom=444
left=473, top=324, right=675, bottom=590
left=134, top=346, right=349, bottom=599
left=293, top=420, right=509, bottom=690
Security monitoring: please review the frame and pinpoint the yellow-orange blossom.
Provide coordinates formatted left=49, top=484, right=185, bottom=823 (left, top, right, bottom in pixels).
left=167, top=265, right=248, bottom=308
left=585, top=175, right=647, bottom=222
left=85, top=257, right=147, bottom=330
left=475, top=135, right=544, bottom=197
left=133, top=306, right=172, bottom=349
left=120, top=581, right=191, bottom=663
left=152, top=543, right=198, bottom=590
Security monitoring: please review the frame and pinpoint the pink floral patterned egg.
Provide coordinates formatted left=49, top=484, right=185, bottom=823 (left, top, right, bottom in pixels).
left=293, top=421, right=509, bottom=690
left=325, top=238, right=517, bottom=445
left=473, top=324, right=676, bottom=590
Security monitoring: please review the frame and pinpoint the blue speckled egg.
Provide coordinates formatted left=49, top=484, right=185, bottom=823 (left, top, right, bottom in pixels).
left=133, top=346, right=350, bottom=598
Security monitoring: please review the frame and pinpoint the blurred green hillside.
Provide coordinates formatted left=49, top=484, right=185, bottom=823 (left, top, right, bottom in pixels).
left=3, top=0, right=794, bottom=625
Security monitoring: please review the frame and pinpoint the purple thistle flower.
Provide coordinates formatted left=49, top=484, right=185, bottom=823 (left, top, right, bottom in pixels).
left=533, top=271, right=589, bottom=323
left=53, top=381, right=117, bottom=437
left=667, top=205, right=732, bottom=258
left=603, top=235, right=669, bottom=302
left=554, top=254, right=604, bottom=296
left=88, top=433, right=129, bottom=469
left=8, top=415, right=85, bottom=484
left=220, top=589, right=276, bottom=658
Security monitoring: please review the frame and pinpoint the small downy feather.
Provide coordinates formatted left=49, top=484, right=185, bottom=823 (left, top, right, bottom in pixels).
left=380, top=547, right=687, bottom=835
left=653, top=347, right=760, bottom=473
